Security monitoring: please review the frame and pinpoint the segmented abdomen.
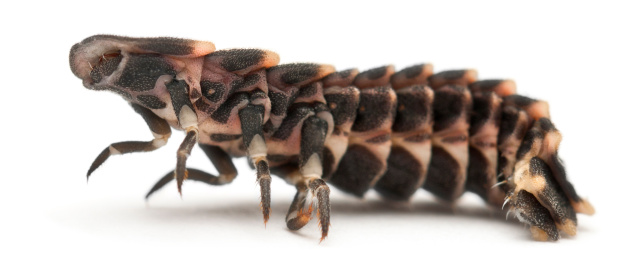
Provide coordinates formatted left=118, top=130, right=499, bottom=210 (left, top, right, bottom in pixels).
left=196, top=49, right=544, bottom=206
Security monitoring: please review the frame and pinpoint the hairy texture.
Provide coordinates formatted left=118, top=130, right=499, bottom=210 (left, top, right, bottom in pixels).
left=70, top=35, right=593, bottom=242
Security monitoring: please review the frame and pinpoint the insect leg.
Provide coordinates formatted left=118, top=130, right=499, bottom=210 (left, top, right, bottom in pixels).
left=287, top=116, right=331, bottom=241
left=145, top=144, right=238, bottom=198
left=86, top=103, right=171, bottom=179
left=239, top=104, right=272, bottom=224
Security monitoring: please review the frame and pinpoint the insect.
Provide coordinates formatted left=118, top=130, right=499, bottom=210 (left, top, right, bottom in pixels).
left=69, top=35, right=594, bottom=242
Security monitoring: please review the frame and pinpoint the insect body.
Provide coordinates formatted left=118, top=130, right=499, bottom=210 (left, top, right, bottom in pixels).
left=69, top=35, right=594, bottom=242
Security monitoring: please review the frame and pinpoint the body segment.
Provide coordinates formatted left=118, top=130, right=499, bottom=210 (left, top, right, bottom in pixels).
left=70, top=35, right=594, bottom=241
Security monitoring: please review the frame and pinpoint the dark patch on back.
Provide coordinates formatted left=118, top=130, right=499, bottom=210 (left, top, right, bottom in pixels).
left=137, top=95, right=166, bottom=109
left=469, top=80, right=501, bottom=92
left=352, top=87, right=395, bottom=132
left=324, top=91, right=360, bottom=125
left=402, top=64, right=425, bottom=78
left=392, top=87, right=432, bottom=132
left=211, top=49, right=265, bottom=72
left=504, top=95, right=537, bottom=108
left=328, top=144, right=384, bottom=197
left=469, top=93, right=492, bottom=136
left=538, top=118, right=556, bottom=133
left=497, top=106, right=520, bottom=145
left=210, top=134, right=242, bottom=142
left=322, top=68, right=358, bottom=87
left=210, top=92, right=249, bottom=123
left=117, top=53, right=176, bottom=92
left=374, top=146, right=422, bottom=201
left=359, top=66, right=388, bottom=80
left=466, top=146, right=491, bottom=200
left=137, top=37, right=194, bottom=55
left=423, top=146, right=460, bottom=201
left=268, top=63, right=319, bottom=85
left=432, top=85, right=470, bottom=132
left=430, top=70, right=466, bottom=81
left=200, top=80, right=226, bottom=102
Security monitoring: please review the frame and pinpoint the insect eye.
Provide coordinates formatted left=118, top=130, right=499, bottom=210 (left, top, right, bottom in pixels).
left=89, top=50, right=123, bottom=84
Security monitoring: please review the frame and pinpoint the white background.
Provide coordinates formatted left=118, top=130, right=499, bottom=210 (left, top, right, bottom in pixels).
left=2, top=0, right=628, bottom=271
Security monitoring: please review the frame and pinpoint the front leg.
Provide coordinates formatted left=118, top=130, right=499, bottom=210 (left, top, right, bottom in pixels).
left=239, top=104, right=272, bottom=224
left=87, top=103, right=171, bottom=179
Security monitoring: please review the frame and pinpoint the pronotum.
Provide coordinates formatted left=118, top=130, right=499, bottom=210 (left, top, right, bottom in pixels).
left=69, top=35, right=594, bottom=242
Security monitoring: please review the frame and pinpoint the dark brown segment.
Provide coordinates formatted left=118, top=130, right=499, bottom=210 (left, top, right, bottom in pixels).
left=423, top=147, right=460, bottom=201
left=470, top=92, right=497, bottom=135
left=329, top=144, right=384, bottom=197
left=469, top=79, right=516, bottom=97
left=391, top=64, right=433, bottom=90
left=465, top=146, right=491, bottom=200
left=497, top=106, right=527, bottom=146
left=351, top=87, right=397, bottom=132
left=528, top=157, right=577, bottom=233
left=513, top=190, right=560, bottom=241
left=503, top=95, right=550, bottom=121
left=322, top=68, right=359, bottom=88
left=392, top=85, right=433, bottom=133
left=116, top=54, right=176, bottom=92
left=267, top=63, right=335, bottom=87
left=429, top=69, right=477, bottom=90
left=432, top=85, right=472, bottom=132
left=353, top=65, right=395, bottom=89
left=374, top=146, right=422, bottom=201
left=323, top=86, right=360, bottom=125
left=136, top=95, right=167, bottom=109
left=212, top=49, right=265, bottom=72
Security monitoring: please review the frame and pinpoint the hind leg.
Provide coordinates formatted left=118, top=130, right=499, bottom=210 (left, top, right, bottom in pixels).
left=278, top=116, right=331, bottom=241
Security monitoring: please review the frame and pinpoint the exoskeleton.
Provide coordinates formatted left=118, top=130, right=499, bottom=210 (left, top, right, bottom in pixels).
left=69, top=35, right=594, bottom=241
